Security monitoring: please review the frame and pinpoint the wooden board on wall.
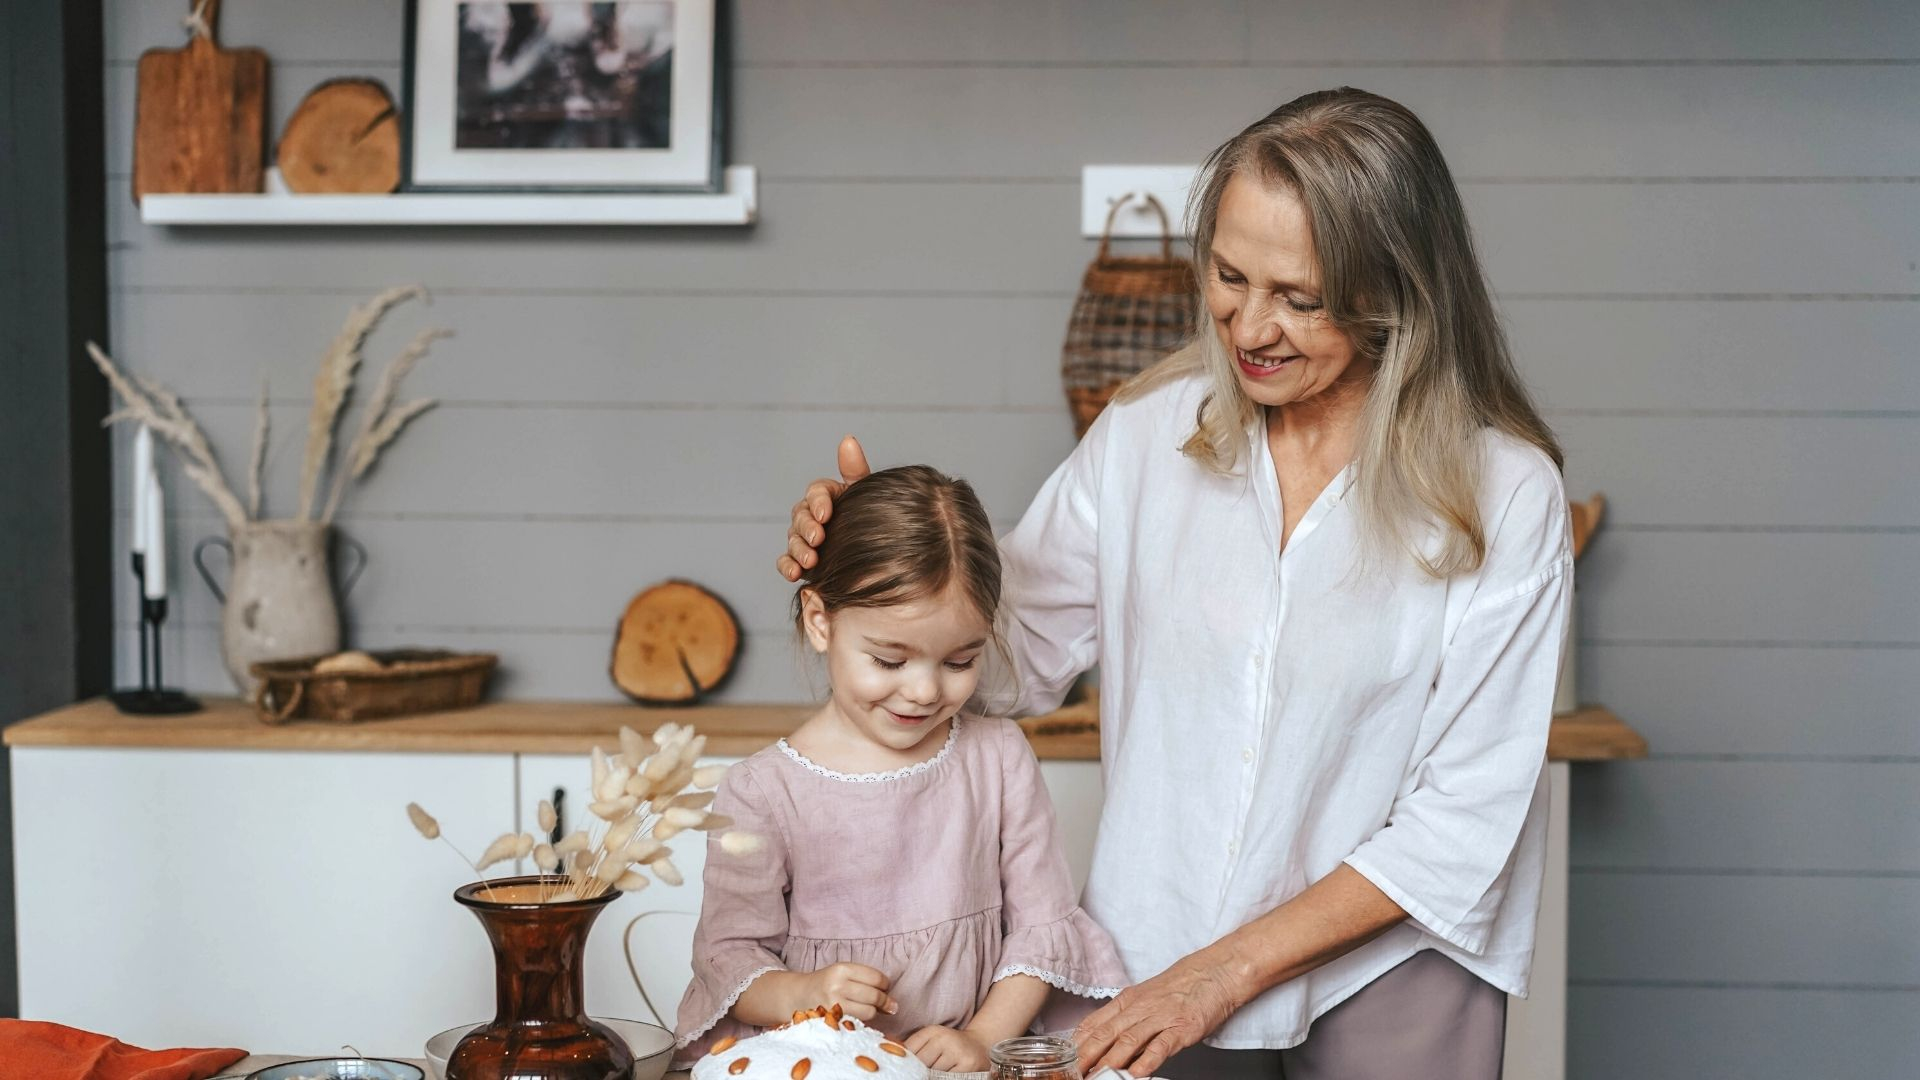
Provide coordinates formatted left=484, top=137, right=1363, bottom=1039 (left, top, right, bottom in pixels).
left=131, top=6, right=266, bottom=203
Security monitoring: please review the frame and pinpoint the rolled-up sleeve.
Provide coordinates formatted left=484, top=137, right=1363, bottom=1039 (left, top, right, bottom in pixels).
left=1343, top=472, right=1573, bottom=955
left=979, top=413, right=1108, bottom=718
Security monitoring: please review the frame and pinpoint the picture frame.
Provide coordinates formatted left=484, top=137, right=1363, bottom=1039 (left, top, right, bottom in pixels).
left=401, top=0, right=727, bottom=193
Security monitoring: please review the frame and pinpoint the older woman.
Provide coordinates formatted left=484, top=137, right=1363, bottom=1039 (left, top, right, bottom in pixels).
left=779, top=88, right=1570, bottom=1080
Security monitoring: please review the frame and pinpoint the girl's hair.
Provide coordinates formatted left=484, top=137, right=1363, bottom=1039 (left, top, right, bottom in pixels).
left=1118, top=87, right=1562, bottom=578
left=793, top=464, right=1002, bottom=630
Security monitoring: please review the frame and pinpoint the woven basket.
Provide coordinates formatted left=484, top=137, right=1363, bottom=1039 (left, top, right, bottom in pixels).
left=1061, top=193, right=1198, bottom=437
left=249, top=648, right=497, bottom=724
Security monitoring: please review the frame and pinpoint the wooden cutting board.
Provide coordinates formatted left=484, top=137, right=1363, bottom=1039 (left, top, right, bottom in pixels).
left=132, top=0, right=267, bottom=204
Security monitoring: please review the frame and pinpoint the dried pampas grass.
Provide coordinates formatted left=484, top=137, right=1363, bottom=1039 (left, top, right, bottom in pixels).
left=247, top=380, right=270, bottom=519
left=88, top=284, right=447, bottom=532
left=89, top=343, right=248, bottom=530
left=404, top=721, right=762, bottom=903
left=298, top=285, right=422, bottom=520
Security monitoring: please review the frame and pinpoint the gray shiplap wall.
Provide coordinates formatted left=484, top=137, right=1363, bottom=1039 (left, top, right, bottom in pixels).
left=99, top=3, right=1918, bottom=1077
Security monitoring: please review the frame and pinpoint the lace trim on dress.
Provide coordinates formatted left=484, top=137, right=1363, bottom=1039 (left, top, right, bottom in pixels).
left=776, top=717, right=962, bottom=783
left=993, top=963, right=1123, bottom=1000
left=675, top=964, right=783, bottom=1048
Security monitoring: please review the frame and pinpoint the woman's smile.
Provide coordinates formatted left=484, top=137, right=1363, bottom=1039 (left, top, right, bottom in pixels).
left=1236, top=348, right=1302, bottom=378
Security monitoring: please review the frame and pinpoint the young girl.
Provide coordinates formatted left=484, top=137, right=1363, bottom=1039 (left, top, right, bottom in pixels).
left=673, top=465, right=1128, bottom=1073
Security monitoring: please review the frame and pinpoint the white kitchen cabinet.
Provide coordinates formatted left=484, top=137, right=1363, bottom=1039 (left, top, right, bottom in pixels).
left=11, top=746, right=514, bottom=1056
left=8, top=739, right=1569, bottom=1077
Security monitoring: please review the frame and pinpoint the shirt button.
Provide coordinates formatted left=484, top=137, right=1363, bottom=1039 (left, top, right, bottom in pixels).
left=1251, top=650, right=1264, bottom=667
left=1241, top=747, right=1254, bottom=763
left=1227, top=841, right=1239, bottom=857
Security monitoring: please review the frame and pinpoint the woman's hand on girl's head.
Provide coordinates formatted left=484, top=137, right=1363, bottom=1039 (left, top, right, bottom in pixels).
left=903, top=1025, right=991, bottom=1073
left=777, top=436, right=871, bottom=581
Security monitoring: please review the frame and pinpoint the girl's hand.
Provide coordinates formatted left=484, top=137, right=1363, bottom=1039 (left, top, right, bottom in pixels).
left=798, top=961, right=897, bottom=1022
left=904, top=1025, right=990, bottom=1073
left=1073, top=952, right=1243, bottom=1077
left=777, top=436, right=871, bottom=581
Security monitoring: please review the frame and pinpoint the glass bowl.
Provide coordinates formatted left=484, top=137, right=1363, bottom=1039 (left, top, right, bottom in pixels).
left=247, top=1060, right=425, bottom=1080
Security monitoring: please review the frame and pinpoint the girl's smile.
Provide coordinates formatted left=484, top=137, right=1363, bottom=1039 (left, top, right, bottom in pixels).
left=793, top=582, right=990, bottom=774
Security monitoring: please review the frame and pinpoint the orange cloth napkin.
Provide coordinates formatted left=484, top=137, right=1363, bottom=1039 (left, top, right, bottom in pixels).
left=0, top=1020, right=248, bottom=1080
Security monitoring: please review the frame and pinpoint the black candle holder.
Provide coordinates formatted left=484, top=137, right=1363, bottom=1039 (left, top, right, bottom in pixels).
left=108, top=551, right=202, bottom=715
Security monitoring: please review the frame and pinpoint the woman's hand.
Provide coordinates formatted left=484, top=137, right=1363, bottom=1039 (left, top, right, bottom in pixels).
left=776, top=436, right=871, bottom=581
left=904, top=1025, right=991, bottom=1073
left=1073, top=952, right=1244, bottom=1077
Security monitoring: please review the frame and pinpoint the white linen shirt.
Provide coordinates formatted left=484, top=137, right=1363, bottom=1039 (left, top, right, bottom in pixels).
left=987, top=372, right=1572, bottom=1049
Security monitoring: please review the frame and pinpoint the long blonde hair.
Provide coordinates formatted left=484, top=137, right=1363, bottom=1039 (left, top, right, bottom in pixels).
left=1119, top=87, right=1561, bottom=577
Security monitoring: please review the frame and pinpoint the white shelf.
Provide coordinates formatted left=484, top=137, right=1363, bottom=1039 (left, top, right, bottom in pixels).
left=139, top=165, right=757, bottom=227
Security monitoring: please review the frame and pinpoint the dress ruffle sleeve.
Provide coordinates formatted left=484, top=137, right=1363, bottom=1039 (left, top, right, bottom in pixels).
left=672, top=765, right=790, bottom=1062
left=988, top=722, right=1129, bottom=1005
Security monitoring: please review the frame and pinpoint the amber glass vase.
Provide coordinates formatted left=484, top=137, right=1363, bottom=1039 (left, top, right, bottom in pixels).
left=448, top=876, right=635, bottom=1080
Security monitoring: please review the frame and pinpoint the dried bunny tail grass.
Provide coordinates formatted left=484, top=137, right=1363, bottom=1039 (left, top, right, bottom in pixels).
left=533, top=843, right=559, bottom=872
left=88, top=342, right=248, bottom=529
left=652, top=818, right=686, bottom=842
left=667, top=791, right=715, bottom=811
left=641, top=751, right=676, bottom=785
left=591, top=746, right=610, bottom=793
left=623, top=837, right=665, bottom=864
left=619, top=726, right=649, bottom=764
left=537, top=799, right=558, bottom=834
left=651, top=722, right=683, bottom=747
left=603, top=814, right=644, bottom=854
left=513, top=833, right=535, bottom=859
left=696, top=812, right=735, bottom=833
left=661, top=807, right=706, bottom=829
left=720, top=831, right=767, bottom=857
left=589, top=795, right=638, bottom=821
left=596, top=762, right=635, bottom=803
left=613, top=870, right=651, bottom=893
left=476, top=832, right=520, bottom=871
left=299, top=285, right=424, bottom=521
left=692, top=764, right=729, bottom=789
left=554, top=829, right=591, bottom=856
left=594, top=854, right=631, bottom=884
left=247, top=379, right=269, bottom=519
left=406, top=802, right=440, bottom=840
left=650, top=856, right=684, bottom=887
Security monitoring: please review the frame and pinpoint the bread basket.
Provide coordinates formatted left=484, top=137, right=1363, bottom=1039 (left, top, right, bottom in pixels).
left=248, top=648, right=497, bottom=724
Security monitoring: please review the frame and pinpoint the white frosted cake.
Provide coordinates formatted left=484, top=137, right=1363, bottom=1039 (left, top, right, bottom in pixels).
left=691, top=1005, right=929, bottom=1080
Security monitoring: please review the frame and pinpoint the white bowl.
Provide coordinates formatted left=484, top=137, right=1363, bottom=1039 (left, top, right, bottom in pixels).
left=424, top=1018, right=674, bottom=1080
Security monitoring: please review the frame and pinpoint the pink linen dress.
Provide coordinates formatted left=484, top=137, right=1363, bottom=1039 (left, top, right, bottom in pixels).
left=672, top=715, right=1128, bottom=1065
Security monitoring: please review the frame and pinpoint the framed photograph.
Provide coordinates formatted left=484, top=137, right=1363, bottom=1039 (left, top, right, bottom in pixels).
left=402, top=0, right=725, bottom=192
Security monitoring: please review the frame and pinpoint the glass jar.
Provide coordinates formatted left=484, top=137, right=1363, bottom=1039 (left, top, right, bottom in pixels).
left=990, top=1036, right=1081, bottom=1080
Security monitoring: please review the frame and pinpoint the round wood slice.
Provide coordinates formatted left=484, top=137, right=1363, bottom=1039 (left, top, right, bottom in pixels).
left=611, top=581, right=742, bottom=705
left=276, top=78, right=400, bottom=194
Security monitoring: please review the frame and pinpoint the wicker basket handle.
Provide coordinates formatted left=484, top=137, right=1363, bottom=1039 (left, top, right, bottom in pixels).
left=1097, top=192, right=1175, bottom=264
left=251, top=677, right=305, bottom=724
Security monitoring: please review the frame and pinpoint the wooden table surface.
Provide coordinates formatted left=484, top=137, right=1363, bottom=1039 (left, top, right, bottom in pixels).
left=5, top=695, right=1646, bottom=762
left=218, top=1058, right=692, bottom=1079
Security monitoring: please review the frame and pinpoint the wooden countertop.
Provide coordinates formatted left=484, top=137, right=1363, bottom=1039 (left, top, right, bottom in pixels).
left=4, top=695, right=1645, bottom=762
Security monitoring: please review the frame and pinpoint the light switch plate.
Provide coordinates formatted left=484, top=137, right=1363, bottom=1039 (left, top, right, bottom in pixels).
left=1081, top=164, right=1200, bottom=238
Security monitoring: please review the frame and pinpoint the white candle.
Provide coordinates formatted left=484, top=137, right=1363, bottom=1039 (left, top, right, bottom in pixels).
left=144, top=479, right=168, bottom=601
left=131, top=426, right=153, bottom=557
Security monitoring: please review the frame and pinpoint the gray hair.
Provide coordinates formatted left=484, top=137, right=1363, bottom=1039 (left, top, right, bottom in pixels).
left=1120, top=87, right=1561, bottom=577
